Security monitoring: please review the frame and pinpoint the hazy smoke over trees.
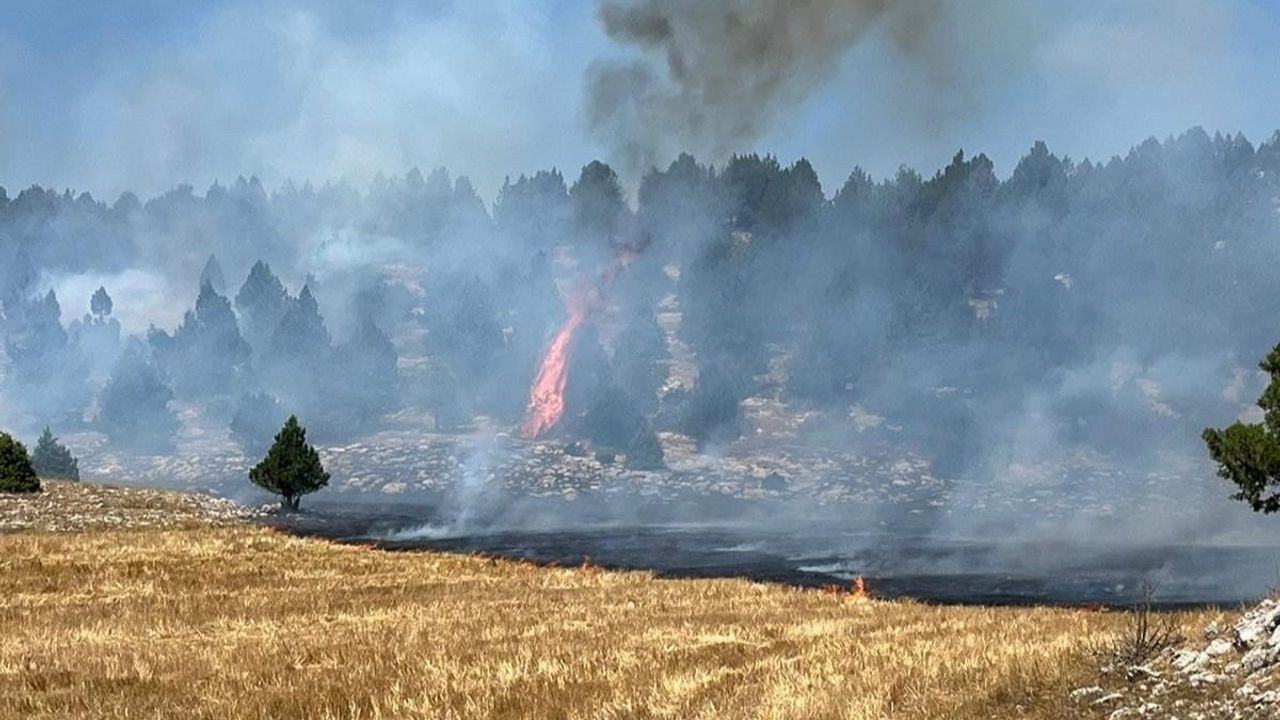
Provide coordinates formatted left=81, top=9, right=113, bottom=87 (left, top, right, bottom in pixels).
left=0, top=2, right=1278, bottom=548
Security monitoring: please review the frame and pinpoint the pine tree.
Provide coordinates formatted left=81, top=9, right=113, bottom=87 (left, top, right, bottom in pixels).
left=90, top=286, right=113, bottom=319
left=625, top=424, right=665, bottom=470
left=1204, top=343, right=1280, bottom=512
left=4, top=289, right=69, bottom=381
left=570, top=160, right=627, bottom=243
left=0, top=432, right=40, bottom=493
left=235, top=261, right=289, bottom=353
left=31, top=427, right=79, bottom=481
left=331, top=316, right=399, bottom=429
left=613, top=303, right=670, bottom=416
left=249, top=415, right=330, bottom=511
left=263, top=285, right=332, bottom=412
left=154, top=282, right=251, bottom=398
left=200, top=254, right=227, bottom=295
left=99, top=341, right=179, bottom=453
left=268, top=285, right=330, bottom=359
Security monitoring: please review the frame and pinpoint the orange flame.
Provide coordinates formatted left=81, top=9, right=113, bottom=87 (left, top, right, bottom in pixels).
left=851, top=575, right=869, bottom=600
left=519, top=247, right=637, bottom=440
left=519, top=296, right=589, bottom=439
left=821, top=576, right=871, bottom=602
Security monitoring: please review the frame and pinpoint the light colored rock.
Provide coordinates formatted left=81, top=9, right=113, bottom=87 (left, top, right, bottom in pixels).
left=1205, top=637, right=1234, bottom=657
left=1093, top=692, right=1126, bottom=706
left=1071, top=686, right=1105, bottom=702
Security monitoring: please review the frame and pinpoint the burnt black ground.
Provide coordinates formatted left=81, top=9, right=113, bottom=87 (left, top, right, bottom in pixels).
left=268, top=502, right=1280, bottom=609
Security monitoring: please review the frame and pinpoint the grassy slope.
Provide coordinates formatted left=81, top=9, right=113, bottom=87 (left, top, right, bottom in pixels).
left=0, top=522, right=1207, bottom=720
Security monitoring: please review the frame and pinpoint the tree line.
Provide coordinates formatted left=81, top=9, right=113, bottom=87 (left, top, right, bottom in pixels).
left=2, top=127, right=1280, bottom=479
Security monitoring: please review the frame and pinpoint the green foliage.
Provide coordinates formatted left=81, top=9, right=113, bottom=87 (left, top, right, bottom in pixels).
left=331, top=316, right=399, bottom=428
left=1203, top=344, right=1280, bottom=513
left=494, top=169, right=570, bottom=249
left=199, top=254, right=227, bottom=294
left=249, top=415, right=330, bottom=511
left=152, top=282, right=251, bottom=399
left=613, top=304, right=669, bottom=417
left=90, top=285, right=113, bottom=319
left=625, top=426, right=665, bottom=471
left=31, top=427, right=79, bottom=481
left=99, top=341, right=179, bottom=453
left=0, top=432, right=40, bottom=493
left=234, top=260, right=289, bottom=353
left=570, top=160, right=626, bottom=241
left=680, top=364, right=745, bottom=450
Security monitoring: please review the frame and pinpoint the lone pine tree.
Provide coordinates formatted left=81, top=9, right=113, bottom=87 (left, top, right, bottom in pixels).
left=31, top=427, right=79, bottom=481
left=1204, top=344, right=1280, bottom=513
left=249, top=415, right=330, bottom=511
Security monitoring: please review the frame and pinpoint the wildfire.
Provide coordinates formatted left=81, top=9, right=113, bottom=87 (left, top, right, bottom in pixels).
left=519, top=291, right=590, bottom=439
left=519, top=247, right=637, bottom=440
left=851, top=575, right=869, bottom=600
left=821, top=576, right=871, bottom=602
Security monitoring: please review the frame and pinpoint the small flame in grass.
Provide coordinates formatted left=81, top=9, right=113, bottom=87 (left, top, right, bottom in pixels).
left=822, top=576, right=871, bottom=602
left=851, top=575, right=869, bottom=600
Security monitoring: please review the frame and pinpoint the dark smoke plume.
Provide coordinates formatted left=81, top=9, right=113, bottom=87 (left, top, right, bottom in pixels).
left=586, top=0, right=942, bottom=179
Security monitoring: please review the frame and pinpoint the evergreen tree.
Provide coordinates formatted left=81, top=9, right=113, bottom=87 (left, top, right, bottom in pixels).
left=31, top=427, right=79, bottom=481
left=246, top=285, right=335, bottom=438
left=564, top=324, right=612, bottom=427
left=249, top=415, right=330, bottom=511
left=330, top=316, right=399, bottom=430
left=0, top=432, right=40, bottom=493
left=636, top=153, right=722, bottom=264
left=200, top=254, right=227, bottom=295
left=1204, top=344, right=1280, bottom=512
left=98, top=341, right=179, bottom=453
left=625, top=424, right=665, bottom=470
left=235, top=261, right=289, bottom=353
left=268, top=285, right=330, bottom=360
left=3, top=290, right=91, bottom=422
left=681, top=364, right=745, bottom=450
left=90, top=286, right=113, bottom=319
left=4, top=290, right=68, bottom=381
left=70, top=285, right=122, bottom=380
left=153, top=282, right=251, bottom=398
left=570, top=160, right=627, bottom=243
left=613, top=303, right=669, bottom=416
left=494, top=169, right=571, bottom=248
left=426, top=275, right=504, bottom=394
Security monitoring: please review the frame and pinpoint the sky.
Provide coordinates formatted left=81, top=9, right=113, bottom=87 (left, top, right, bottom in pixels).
left=1, top=0, right=1278, bottom=203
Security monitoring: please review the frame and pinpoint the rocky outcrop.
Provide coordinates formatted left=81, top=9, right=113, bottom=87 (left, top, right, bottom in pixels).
left=1075, top=601, right=1280, bottom=719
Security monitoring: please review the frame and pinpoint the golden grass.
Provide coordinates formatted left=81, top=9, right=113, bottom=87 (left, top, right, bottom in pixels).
left=0, top=526, right=1210, bottom=719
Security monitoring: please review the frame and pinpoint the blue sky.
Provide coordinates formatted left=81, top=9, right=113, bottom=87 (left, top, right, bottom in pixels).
left=2, top=1, right=1278, bottom=202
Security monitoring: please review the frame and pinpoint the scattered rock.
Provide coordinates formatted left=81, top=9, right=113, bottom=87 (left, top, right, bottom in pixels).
left=1082, top=600, right=1280, bottom=718
left=0, top=480, right=268, bottom=533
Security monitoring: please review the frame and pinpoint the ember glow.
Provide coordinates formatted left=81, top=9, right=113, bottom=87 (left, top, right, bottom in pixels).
left=519, top=288, right=592, bottom=439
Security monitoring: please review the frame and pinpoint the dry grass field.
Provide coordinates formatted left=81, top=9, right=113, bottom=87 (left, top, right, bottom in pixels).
left=0, top=515, right=1220, bottom=720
